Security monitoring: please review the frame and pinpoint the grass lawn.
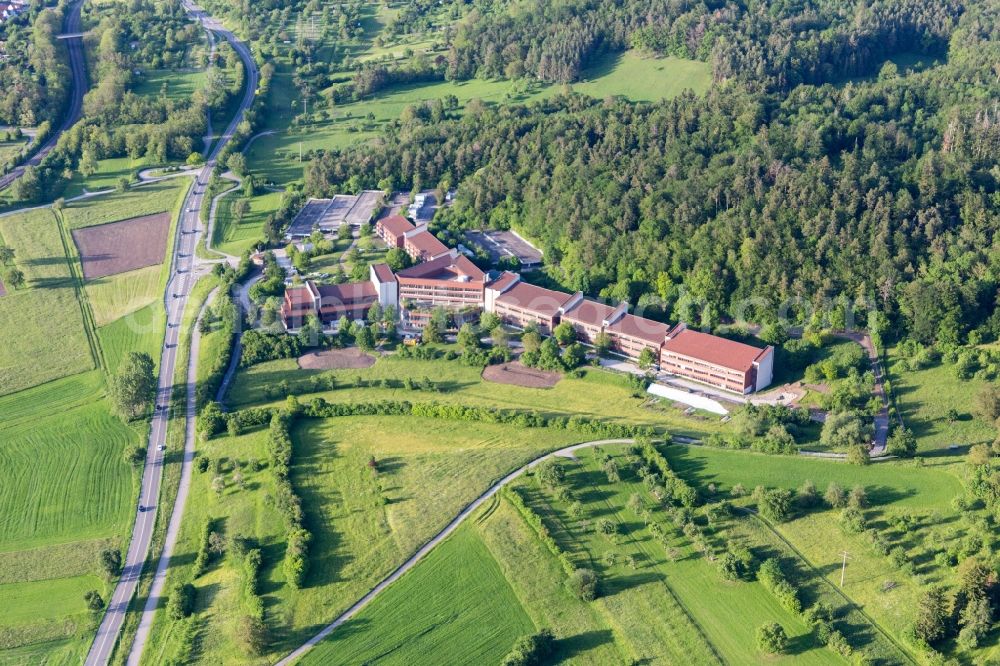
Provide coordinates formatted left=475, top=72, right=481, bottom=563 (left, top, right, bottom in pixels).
left=477, top=498, right=626, bottom=664
left=0, top=137, right=28, bottom=168
left=133, top=69, right=207, bottom=100
left=62, top=156, right=159, bottom=199
left=887, top=348, right=996, bottom=453
left=229, top=352, right=725, bottom=439
left=212, top=190, right=283, bottom=256
left=300, top=525, right=535, bottom=665
left=0, top=208, right=94, bottom=395
left=141, top=415, right=588, bottom=663
left=62, top=178, right=190, bottom=229
left=573, top=51, right=712, bottom=100
left=514, top=446, right=840, bottom=665
left=97, top=302, right=167, bottom=374
left=86, top=265, right=163, bottom=326
left=661, top=444, right=963, bottom=509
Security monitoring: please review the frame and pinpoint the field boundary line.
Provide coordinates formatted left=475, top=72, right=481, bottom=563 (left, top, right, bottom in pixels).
left=737, top=508, right=917, bottom=664
left=53, top=207, right=104, bottom=373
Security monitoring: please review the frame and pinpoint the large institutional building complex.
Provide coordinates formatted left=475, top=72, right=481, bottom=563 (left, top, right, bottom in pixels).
left=281, top=231, right=773, bottom=394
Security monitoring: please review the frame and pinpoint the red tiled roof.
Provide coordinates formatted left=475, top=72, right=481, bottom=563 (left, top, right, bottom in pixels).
left=377, top=214, right=414, bottom=238
left=607, top=314, right=671, bottom=345
left=662, top=328, right=770, bottom=372
left=284, top=285, right=314, bottom=307
left=404, top=230, right=449, bottom=258
left=397, top=253, right=485, bottom=282
left=487, top=271, right=520, bottom=292
left=371, top=263, right=396, bottom=284
left=496, top=281, right=574, bottom=318
left=316, top=281, right=377, bottom=304
left=562, top=298, right=616, bottom=328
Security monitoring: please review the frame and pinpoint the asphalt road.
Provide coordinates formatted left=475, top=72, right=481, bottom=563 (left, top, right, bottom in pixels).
left=0, top=0, right=87, bottom=192
left=85, top=4, right=259, bottom=664
left=275, top=438, right=636, bottom=665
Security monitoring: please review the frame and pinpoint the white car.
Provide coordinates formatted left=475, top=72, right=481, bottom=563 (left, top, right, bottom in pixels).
left=157, top=444, right=166, bottom=451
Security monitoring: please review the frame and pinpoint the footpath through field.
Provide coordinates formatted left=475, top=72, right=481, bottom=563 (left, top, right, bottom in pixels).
left=274, top=438, right=636, bottom=665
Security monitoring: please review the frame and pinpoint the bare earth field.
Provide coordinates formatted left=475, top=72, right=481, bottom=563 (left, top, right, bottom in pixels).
left=298, top=347, right=377, bottom=370
left=482, top=361, right=561, bottom=388
left=71, top=212, right=171, bottom=280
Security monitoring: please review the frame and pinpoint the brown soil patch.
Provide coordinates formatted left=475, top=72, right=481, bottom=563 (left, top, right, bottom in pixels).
left=482, top=361, right=561, bottom=388
left=0, top=278, right=6, bottom=297
left=298, top=347, right=376, bottom=370
left=71, top=212, right=172, bottom=280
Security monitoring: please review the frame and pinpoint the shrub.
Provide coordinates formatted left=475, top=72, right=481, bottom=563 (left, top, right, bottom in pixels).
left=166, top=582, right=196, bottom=620
left=758, top=488, right=793, bottom=522
left=756, top=622, right=788, bottom=654
left=567, top=568, right=599, bottom=601
left=501, top=628, right=555, bottom=666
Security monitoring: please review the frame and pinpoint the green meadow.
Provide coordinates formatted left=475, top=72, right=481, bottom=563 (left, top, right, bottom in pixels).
left=140, top=415, right=588, bottom=663
left=246, top=50, right=711, bottom=186
left=886, top=348, right=997, bottom=453
left=229, top=352, right=725, bottom=439
left=0, top=208, right=95, bottom=395
left=301, top=525, right=534, bottom=666
left=0, top=177, right=186, bottom=660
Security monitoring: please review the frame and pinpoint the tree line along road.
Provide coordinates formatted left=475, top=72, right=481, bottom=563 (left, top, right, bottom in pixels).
left=84, top=3, right=260, bottom=663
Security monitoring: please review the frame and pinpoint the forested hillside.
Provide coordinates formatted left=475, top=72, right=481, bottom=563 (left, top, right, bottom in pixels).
left=0, top=2, right=70, bottom=129
left=305, top=0, right=999, bottom=345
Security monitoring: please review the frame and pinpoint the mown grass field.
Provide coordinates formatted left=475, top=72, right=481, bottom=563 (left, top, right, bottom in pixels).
left=246, top=50, right=710, bottom=186
left=85, top=265, right=163, bottom=326
left=301, top=525, right=535, bottom=665
left=0, top=208, right=94, bottom=395
left=0, top=371, right=140, bottom=660
left=97, top=303, right=166, bottom=374
left=62, top=178, right=189, bottom=229
left=886, top=347, right=997, bottom=452
left=141, top=415, right=588, bottom=664
left=212, top=190, right=283, bottom=257
left=133, top=69, right=207, bottom=100
left=574, top=51, right=712, bottom=100
left=62, top=156, right=159, bottom=199
left=229, top=352, right=725, bottom=439
left=662, top=444, right=963, bottom=509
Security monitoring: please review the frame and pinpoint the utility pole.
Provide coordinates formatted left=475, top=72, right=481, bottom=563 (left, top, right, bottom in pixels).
left=840, top=551, right=849, bottom=586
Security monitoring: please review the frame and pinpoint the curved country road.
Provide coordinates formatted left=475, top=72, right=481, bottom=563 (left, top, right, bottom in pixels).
left=275, top=438, right=636, bottom=666
left=0, top=0, right=87, bottom=192
left=84, top=3, right=259, bottom=664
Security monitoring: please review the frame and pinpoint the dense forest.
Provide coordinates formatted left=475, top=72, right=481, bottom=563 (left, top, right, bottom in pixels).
left=12, top=0, right=248, bottom=201
left=305, top=0, right=999, bottom=345
left=0, top=1, right=70, bottom=129
left=445, top=0, right=961, bottom=87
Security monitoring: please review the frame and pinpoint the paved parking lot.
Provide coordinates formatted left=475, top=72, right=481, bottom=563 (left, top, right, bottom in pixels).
left=465, top=229, right=543, bottom=268
left=287, top=191, right=384, bottom=237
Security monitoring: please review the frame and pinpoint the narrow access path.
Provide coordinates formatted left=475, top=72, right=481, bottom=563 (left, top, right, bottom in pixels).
left=124, top=288, right=216, bottom=665
left=0, top=0, right=87, bottom=192
left=275, top=438, right=635, bottom=665
left=86, top=1, right=259, bottom=662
